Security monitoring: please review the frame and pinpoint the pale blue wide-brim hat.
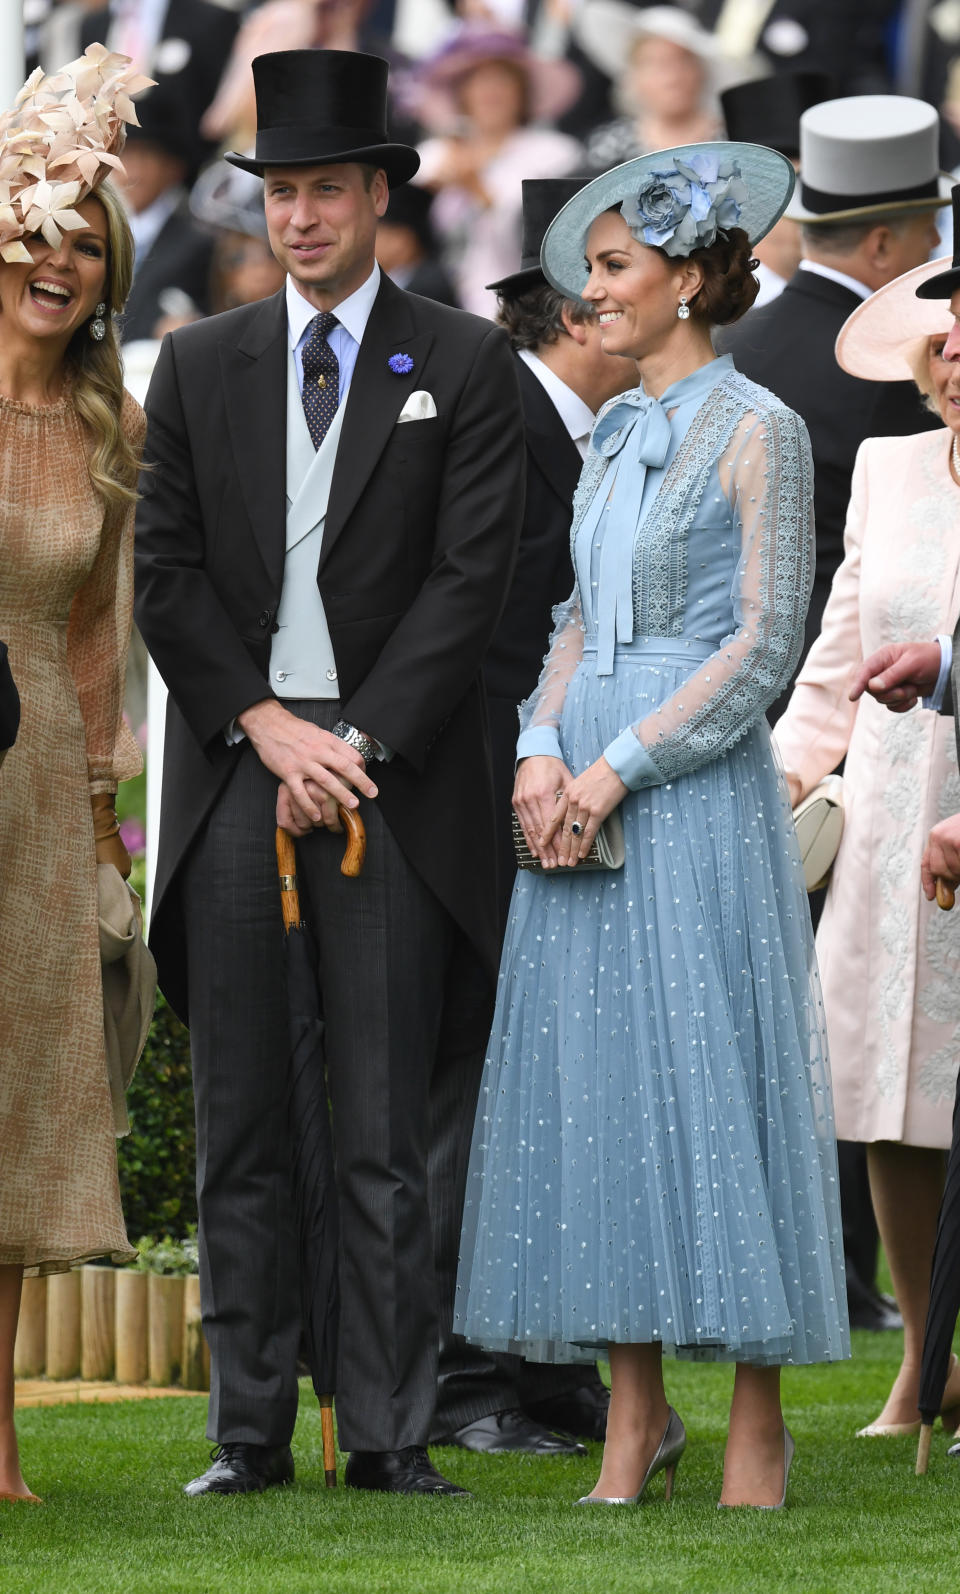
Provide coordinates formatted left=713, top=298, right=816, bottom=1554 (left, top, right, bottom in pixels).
left=541, top=142, right=796, bottom=299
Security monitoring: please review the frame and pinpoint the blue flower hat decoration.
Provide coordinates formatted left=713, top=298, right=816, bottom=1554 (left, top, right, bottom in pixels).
left=388, top=352, right=415, bottom=375
left=540, top=142, right=796, bottom=299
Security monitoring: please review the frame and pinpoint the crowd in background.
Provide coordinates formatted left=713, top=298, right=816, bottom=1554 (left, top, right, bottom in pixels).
left=17, top=0, right=960, bottom=342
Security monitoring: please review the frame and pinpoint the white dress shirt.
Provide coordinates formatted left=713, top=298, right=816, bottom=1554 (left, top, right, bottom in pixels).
left=517, top=349, right=595, bottom=460
left=286, top=265, right=380, bottom=405
left=128, top=187, right=181, bottom=267
left=227, top=265, right=387, bottom=748
left=925, top=635, right=954, bottom=711
left=798, top=259, right=872, bottom=302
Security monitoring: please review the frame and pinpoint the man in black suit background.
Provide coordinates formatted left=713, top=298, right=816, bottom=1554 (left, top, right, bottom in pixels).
left=483, top=179, right=637, bottom=932
left=135, top=50, right=524, bottom=1500
left=722, top=92, right=949, bottom=1335
left=116, top=87, right=214, bottom=342
left=722, top=94, right=947, bottom=700
left=427, top=181, right=636, bottom=1456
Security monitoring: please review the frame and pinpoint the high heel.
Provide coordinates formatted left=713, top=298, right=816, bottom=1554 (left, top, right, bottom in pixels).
left=858, top=1355, right=960, bottom=1438
left=718, top=1427, right=794, bottom=1511
left=575, top=1407, right=686, bottom=1506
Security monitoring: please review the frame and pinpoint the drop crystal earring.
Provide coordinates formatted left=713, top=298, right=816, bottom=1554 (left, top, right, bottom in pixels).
left=677, top=297, right=690, bottom=320
left=89, top=303, right=107, bottom=341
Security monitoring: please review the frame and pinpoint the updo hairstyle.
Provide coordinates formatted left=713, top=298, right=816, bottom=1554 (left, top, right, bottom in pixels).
left=669, top=226, right=759, bottom=327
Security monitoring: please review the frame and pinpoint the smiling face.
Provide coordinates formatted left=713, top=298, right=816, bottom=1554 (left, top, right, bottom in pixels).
left=581, top=209, right=702, bottom=362
left=928, top=298, right=960, bottom=432
left=263, top=162, right=388, bottom=310
left=0, top=194, right=108, bottom=350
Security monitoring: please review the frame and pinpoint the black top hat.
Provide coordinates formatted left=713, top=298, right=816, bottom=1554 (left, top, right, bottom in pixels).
left=381, top=184, right=438, bottom=254
left=487, top=177, right=587, bottom=296
left=916, top=184, right=960, bottom=299
left=225, top=50, right=420, bottom=186
left=126, top=81, right=209, bottom=181
left=720, top=73, right=834, bottom=160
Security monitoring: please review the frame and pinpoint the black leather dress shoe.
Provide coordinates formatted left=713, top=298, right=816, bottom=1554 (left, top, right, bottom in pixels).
left=183, top=1442, right=294, bottom=1497
left=437, top=1408, right=587, bottom=1455
left=523, top=1385, right=610, bottom=1443
left=847, top=1275, right=903, bottom=1332
left=345, top=1446, right=469, bottom=1496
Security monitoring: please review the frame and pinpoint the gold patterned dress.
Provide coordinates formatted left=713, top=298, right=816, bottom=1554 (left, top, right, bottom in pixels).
left=0, top=386, right=144, bottom=1274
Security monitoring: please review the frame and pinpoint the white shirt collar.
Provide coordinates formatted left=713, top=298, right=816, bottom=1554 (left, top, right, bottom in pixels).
left=518, top=349, right=595, bottom=457
left=799, top=259, right=872, bottom=302
left=286, top=263, right=381, bottom=348
left=128, top=187, right=181, bottom=259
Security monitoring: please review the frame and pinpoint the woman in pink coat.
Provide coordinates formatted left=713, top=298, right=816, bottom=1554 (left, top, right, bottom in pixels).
left=775, top=258, right=960, bottom=1437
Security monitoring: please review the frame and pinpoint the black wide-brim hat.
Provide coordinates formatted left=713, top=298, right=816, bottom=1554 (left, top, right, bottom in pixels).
left=225, top=49, right=420, bottom=186
left=487, top=177, right=588, bottom=296
left=916, top=184, right=960, bottom=299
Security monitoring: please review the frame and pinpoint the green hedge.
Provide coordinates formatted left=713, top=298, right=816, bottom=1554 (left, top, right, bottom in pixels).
left=117, top=994, right=197, bottom=1243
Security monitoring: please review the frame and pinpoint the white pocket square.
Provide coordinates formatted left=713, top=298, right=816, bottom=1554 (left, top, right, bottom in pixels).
left=397, top=390, right=437, bottom=423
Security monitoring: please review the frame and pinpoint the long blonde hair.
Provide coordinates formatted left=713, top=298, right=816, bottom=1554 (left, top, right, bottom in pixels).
left=64, top=179, right=140, bottom=508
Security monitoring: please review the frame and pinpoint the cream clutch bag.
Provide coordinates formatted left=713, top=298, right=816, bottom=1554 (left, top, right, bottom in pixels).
left=512, top=808, right=626, bottom=873
left=793, top=774, right=844, bottom=893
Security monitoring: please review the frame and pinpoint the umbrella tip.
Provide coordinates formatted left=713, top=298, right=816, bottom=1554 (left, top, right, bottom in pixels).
left=916, top=1424, right=934, bottom=1475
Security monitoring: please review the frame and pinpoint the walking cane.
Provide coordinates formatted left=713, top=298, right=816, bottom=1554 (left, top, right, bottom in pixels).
left=277, top=804, right=367, bottom=1488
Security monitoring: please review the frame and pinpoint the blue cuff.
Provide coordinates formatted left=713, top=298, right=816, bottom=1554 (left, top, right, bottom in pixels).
left=603, top=727, right=664, bottom=789
left=922, top=634, right=953, bottom=712
left=516, top=725, right=564, bottom=763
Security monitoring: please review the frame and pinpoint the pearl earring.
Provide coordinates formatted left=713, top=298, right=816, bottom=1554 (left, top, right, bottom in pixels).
left=89, top=303, right=107, bottom=341
left=677, top=297, right=690, bottom=320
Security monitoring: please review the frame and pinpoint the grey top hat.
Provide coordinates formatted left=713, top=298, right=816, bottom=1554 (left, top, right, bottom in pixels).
left=786, top=95, right=951, bottom=224
left=541, top=143, right=795, bottom=301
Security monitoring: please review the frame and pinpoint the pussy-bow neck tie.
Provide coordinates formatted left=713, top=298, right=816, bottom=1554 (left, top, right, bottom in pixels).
left=582, top=391, right=673, bottom=674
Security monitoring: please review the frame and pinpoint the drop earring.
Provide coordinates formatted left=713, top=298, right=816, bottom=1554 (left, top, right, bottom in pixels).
left=677, top=296, right=690, bottom=320
left=89, top=303, right=107, bottom=341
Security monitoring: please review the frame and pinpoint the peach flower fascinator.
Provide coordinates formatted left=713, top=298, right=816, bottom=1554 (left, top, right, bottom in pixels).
left=0, top=44, right=154, bottom=264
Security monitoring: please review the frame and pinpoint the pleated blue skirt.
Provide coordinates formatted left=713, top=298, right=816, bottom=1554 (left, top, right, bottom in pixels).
left=455, top=641, right=850, bottom=1366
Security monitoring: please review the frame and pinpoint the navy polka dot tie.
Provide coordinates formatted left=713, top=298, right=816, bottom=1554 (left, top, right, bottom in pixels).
left=301, top=311, right=340, bottom=449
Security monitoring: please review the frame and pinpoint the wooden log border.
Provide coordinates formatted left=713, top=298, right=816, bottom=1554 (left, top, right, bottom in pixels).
left=15, top=1267, right=209, bottom=1390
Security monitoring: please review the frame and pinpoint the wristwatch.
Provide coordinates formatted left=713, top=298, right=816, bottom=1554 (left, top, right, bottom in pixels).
left=333, top=719, right=380, bottom=765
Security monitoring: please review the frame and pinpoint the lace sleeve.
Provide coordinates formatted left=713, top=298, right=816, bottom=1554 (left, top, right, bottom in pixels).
left=603, top=404, right=814, bottom=789
left=515, top=585, right=585, bottom=762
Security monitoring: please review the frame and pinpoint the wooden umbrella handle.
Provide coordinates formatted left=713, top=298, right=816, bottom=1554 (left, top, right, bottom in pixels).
left=338, top=805, right=366, bottom=877
left=936, top=878, right=956, bottom=911
left=276, top=809, right=366, bottom=900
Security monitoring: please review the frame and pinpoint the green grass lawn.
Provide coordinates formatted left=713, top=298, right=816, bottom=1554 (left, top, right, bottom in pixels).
left=4, top=1332, right=958, bottom=1594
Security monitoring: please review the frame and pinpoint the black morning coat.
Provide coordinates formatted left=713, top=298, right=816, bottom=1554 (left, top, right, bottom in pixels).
left=482, top=355, right=581, bottom=925
left=720, top=267, right=939, bottom=683
left=134, top=273, right=525, bottom=1022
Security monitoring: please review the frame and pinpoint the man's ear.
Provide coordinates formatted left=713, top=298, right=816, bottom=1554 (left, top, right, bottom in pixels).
left=560, top=303, right=589, bottom=346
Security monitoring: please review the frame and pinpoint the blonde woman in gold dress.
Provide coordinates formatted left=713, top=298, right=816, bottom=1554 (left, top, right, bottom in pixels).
left=0, top=49, right=150, bottom=1502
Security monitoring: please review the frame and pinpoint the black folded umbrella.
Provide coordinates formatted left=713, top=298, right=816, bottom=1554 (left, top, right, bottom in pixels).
left=276, top=817, right=366, bottom=1488
left=916, top=1056, right=960, bottom=1474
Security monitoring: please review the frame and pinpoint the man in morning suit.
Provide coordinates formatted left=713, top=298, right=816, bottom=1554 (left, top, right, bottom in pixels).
left=721, top=94, right=946, bottom=708
left=722, top=93, right=949, bottom=1336
left=134, top=50, right=524, bottom=1499
left=429, top=180, right=636, bottom=1454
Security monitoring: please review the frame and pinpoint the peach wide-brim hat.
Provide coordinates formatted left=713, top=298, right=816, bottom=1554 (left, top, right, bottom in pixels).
left=834, top=257, right=954, bottom=382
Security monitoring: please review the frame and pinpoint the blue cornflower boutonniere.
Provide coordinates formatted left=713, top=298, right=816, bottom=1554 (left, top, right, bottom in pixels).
left=388, top=352, right=414, bottom=375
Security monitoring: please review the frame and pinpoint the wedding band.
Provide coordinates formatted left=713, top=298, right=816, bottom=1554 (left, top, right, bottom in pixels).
left=571, top=821, right=583, bottom=836
left=554, top=789, right=564, bottom=801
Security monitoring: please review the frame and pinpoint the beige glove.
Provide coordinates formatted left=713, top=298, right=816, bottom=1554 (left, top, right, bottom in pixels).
left=91, top=791, right=132, bottom=880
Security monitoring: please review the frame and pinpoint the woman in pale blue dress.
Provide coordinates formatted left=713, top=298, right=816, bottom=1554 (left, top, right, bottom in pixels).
left=455, top=146, right=849, bottom=1508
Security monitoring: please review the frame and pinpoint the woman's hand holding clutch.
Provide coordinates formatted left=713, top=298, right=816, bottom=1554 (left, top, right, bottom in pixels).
left=542, top=756, right=628, bottom=869
left=513, top=755, right=572, bottom=867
